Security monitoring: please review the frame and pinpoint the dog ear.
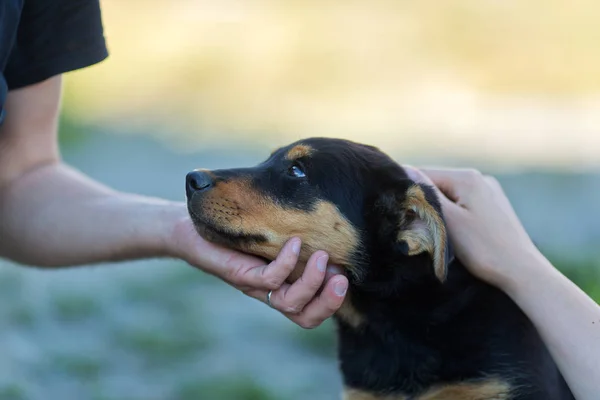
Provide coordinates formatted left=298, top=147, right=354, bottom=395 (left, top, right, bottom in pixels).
left=396, top=183, right=453, bottom=282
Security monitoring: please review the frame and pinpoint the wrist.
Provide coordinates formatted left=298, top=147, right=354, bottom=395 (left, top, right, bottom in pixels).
left=152, top=200, right=190, bottom=259
left=495, top=247, right=555, bottom=298
left=115, top=195, right=188, bottom=260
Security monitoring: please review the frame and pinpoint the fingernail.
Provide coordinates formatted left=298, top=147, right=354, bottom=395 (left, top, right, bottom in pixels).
left=403, top=165, right=419, bottom=181
left=291, top=239, right=301, bottom=255
left=317, top=255, right=328, bottom=272
left=334, top=280, right=348, bottom=296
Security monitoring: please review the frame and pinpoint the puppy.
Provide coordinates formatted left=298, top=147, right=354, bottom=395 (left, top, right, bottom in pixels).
left=185, top=138, right=574, bottom=400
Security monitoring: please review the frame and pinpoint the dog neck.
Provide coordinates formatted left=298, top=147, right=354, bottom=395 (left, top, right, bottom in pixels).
left=334, top=259, right=488, bottom=396
left=348, top=259, right=478, bottom=321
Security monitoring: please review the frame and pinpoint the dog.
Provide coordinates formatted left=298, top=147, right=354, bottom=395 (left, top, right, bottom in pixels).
left=185, top=138, right=574, bottom=400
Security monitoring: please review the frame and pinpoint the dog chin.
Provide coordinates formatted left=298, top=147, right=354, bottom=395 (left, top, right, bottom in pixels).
left=190, top=219, right=233, bottom=246
left=189, top=215, right=268, bottom=254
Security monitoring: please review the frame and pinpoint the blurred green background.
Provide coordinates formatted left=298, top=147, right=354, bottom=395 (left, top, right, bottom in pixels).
left=1, top=1, right=599, bottom=399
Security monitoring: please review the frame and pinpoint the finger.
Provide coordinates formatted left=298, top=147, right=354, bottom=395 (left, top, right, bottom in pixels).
left=403, top=165, right=455, bottom=208
left=274, top=251, right=329, bottom=314
left=420, top=167, right=489, bottom=208
left=244, top=282, right=290, bottom=309
left=484, top=174, right=501, bottom=189
left=287, top=274, right=348, bottom=329
left=184, top=220, right=269, bottom=275
left=403, top=164, right=436, bottom=186
left=234, top=237, right=301, bottom=290
left=414, top=167, right=466, bottom=202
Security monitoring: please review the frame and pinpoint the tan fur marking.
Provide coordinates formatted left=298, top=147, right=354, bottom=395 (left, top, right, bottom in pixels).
left=195, top=178, right=360, bottom=275
left=285, top=144, right=314, bottom=160
left=343, top=389, right=406, bottom=400
left=417, top=379, right=512, bottom=400
left=336, top=295, right=365, bottom=328
left=344, top=380, right=511, bottom=400
left=194, top=174, right=365, bottom=327
left=397, top=185, right=448, bottom=281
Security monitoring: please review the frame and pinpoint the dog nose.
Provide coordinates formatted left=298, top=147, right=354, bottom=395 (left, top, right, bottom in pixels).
left=186, top=171, right=213, bottom=198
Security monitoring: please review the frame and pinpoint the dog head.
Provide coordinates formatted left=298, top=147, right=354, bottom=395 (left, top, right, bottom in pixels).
left=185, top=138, right=453, bottom=289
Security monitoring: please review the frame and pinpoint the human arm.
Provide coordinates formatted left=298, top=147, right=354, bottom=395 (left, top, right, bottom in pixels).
left=0, top=75, right=348, bottom=328
left=405, top=166, right=600, bottom=399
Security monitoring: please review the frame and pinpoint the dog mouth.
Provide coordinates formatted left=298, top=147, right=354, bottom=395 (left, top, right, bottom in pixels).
left=187, top=207, right=267, bottom=249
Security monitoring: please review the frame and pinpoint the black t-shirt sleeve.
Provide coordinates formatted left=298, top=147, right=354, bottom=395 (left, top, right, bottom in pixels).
left=4, top=0, right=108, bottom=90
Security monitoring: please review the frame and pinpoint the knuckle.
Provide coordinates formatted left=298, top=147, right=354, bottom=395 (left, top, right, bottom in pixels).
left=282, top=256, right=298, bottom=271
left=284, top=305, right=302, bottom=314
left=262, top=268, right=285, bottom=289
left=298, top=319, right=319, bottom=329
left=461, top=169, right=484, bottom=188
left=228, top=270, right=245, bottom=286
left=465, top=168, right=483, bottom=180
left=300, top=275, right=323, bottom=292
left=308, top=279, right=324, bottom=293
left=265, top=277, right=282, bottom=290
left=239, top=286, right=253, bottom=296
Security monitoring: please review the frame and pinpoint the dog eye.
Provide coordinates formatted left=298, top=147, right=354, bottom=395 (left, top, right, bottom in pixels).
left=289, top=164, right=306, bottom=178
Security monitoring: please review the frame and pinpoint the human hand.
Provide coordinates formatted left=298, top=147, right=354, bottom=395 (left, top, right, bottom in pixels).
left=168, top=213, right=348, bottom=329
left=404, top=166, right=541, bottom=289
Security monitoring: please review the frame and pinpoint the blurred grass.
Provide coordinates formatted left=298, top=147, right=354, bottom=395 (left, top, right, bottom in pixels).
left=121, top=263, right=212, bottom=316
left=550, top=255, right=600, bottom=302
left=114, top=328, right=208, bottom=368
left=174, top=377, right=279, bottom=400
left=58, top=114, right=91, bottom=150
left=291, top=319, right=337, bottom=359
left=112, top=301, right=212, bottom=371
left=0, top=270, right=24, bottom=298
left=0, top=243, right=596, bottom=400
left=0, top=385, right=26, bottom=400
left=52, top=354, right=107, bottom=382
left=122, top=263, right=211, bottom=302
left=0, top=253, right=596, bottom=400
left=8, top=304, right=35, bottom=328
left=51, top=294, right=103, bottom=323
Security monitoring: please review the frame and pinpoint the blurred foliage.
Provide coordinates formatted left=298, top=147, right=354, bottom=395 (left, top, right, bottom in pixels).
left=121, top=263, right=212, bottom=317
left=57, top=113, right=89, bottom=150
left=51, top=293, right=103, bottom=323
left=0, top=385, right=26, bottom=400
left=0, top=252, right=597, bottom=399
left=174, top=377, right=279, bottom=400
left=116, top=329, right=203, bottom=368
left=52, top=354, right=107, bottom=382
left=292, top=319, right=337, bottom=359
left=550, top=255, right=600, bottom=302
left=113, top=325, right=211, bottom=369
left=7, top=304, right=35, bottom=328
left=0, top=269, right=23, bottom=298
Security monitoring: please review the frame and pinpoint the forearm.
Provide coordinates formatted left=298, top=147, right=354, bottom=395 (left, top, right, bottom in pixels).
left=503, top=251, right=600, bottom=399
left=0, top=161, right=186, bottom=267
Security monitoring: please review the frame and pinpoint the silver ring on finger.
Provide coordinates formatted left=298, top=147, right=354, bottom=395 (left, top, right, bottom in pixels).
left=266, top=290, right=274, bottom=308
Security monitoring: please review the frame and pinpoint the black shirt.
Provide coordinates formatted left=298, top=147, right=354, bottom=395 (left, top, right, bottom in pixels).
left=0, top=0, right=108, bottom=125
